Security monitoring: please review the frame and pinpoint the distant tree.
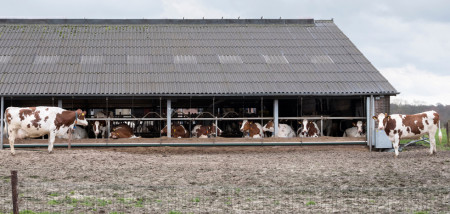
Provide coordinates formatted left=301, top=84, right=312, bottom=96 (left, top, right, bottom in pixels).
left=391, top=102, right=450, bottom=126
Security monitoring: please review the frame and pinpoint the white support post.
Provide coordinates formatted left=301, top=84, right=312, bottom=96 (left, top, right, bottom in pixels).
left=1, top=96, right=4, bottom=150
left=167, top=99, right=172, bottom=138
left=366, top=96, right=371, bottom=151
left=320, top=116, right=324, bottom=136
left=371, top=95, right=375, bottom=150
left=274, top=99, right=279, bottom=137
left=58, top=99, right=62, bottom=108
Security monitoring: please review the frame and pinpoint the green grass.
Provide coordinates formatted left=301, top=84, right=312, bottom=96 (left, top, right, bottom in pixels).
left=400, top=129, right=450, bottom=151
left=306, top=201, right=316, bottom=206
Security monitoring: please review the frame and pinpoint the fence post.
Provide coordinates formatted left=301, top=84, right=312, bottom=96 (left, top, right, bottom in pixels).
left=11, top=170, right=19, bottom=214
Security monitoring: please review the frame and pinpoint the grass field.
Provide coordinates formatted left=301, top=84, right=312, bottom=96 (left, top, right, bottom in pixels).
left=400, top=128, right=450, bottom=151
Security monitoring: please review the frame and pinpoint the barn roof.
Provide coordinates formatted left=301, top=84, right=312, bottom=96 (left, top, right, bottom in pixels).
left=0, top=19, right=397, bottom=96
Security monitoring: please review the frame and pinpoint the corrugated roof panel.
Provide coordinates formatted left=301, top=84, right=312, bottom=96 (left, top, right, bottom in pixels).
left=0, top=19, right=396, bottom=96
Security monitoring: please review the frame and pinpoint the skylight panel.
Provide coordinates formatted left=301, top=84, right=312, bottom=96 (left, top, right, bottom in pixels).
left=262, top=55, right=289, bottom=64
left=34, top=55, right=59, bottom=64
left=218, top=55, right=243, bottom=64
left=81, top=55, right=104, bottom=64
left=311, top=55, right=334, bottom=64
left=174, top=55, right=197, bottom=64
left=0, top=55, right=11, bottom=64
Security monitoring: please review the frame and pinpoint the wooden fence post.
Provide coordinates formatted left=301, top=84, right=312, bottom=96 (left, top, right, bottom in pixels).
left=11, top=170, right=19, bottom=214
left=446, top=120, right=449, bottom=145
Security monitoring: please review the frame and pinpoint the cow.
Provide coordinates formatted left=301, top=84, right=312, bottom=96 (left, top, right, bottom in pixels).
left=297, top=119, right=320, bottom=137
left=343, top=121, right=366, bottom=137
left=210, top=123, right=223, bottom=137
left=92, top=111, right=113, bottom=139
left=373, top=111, right=442, bottom=157
left=5, top=107, right=88, bottom=155
left=57, top=125, right=88, bottom=140
left=191, top=124, right=223, bottom=138
left=239, top=120, right=264, bottom=138
left=161, top=124, right=189, bottom=138
left=110, top=123, right=138, bottom=139
left=263, top=121, right=296, bottom=138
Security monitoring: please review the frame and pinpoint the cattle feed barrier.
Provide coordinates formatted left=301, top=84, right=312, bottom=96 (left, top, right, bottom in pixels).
left=1, top=141, right=367, bottom=148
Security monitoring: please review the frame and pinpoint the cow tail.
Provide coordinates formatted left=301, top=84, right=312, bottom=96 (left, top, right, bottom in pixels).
left=438, top=121, right=442, bottom=143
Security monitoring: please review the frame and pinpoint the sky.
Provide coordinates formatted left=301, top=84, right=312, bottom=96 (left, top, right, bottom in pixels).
left=1, top=0, right=449, bottom=105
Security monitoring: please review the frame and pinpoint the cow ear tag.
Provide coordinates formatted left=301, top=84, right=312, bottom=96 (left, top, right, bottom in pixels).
left=372, top=116, right=377, bottom=120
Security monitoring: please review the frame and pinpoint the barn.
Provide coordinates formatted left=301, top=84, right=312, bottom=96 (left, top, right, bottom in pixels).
left=0, top=18, right=397, bottom=148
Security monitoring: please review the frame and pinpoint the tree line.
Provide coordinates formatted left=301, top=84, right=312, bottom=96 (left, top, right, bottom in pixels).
left=390, top=103, right=450, bottom=127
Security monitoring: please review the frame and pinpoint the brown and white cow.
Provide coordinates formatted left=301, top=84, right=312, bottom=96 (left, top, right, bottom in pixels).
left=240, top=120, right=264, bottom=138
left=161, top=124, right=189, bottom=138
left=191, top=124, right=223, bottom=138
left=5, top=107, right=88, bottom=155
left=297, top=119, right=320, bottom=137
left=263, top=121, right=296, bottom=138
left=343, top=121, right=366, bottom=137
left=110, top=123, right=137, bottom=139
left=92, top=111, right=113, bottom=139
left=373, top=111, right=442, bottom=157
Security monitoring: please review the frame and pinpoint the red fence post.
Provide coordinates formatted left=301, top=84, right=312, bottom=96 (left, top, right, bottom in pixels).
left=11, top=170, right=19, bottom=214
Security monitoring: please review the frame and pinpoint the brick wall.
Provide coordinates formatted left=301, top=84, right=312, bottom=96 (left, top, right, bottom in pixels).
left=374, top=96, right=390, bottom=114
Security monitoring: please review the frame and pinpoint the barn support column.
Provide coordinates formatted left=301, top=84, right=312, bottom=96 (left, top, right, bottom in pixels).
left=1, top=96, right=4, bottom=150
left=366, top=96, right=371, bottom=151
left=58, top=99, right=62, bottom=108
left=366, top=95, right=375, bottom=151
left=273, top=99, right=279, bottom=136
left=371, top=95, right=375, bottom=150
left=167, top=99, right=172, bottom=138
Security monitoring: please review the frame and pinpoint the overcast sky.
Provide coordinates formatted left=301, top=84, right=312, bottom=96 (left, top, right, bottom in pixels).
left=2, top=0, right=450, bottom=105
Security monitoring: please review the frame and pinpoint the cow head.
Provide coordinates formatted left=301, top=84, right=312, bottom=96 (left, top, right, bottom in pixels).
left=110, top=131, right=120, bottom=139
left=209, top=124, right=223, bottom=137
left=299, top=119, right=310, bottom=136
left=75, top=109, right=88, bottom=126
left=372, top=113, right=389, bottom=130
left=355, top=121, right=365, bottom=135
left=240, top=120, right=251, bottom=133
left=92, top=120, right=106, bottom=136
left=263, top=121, right=275, bottom=132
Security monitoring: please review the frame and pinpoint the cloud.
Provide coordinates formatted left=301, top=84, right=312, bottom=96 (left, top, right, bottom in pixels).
left=350, top=8, right=450, bottom=76
left=159, top=0, right=236, bottom=19
left=380, top=65, right=450, bottom=105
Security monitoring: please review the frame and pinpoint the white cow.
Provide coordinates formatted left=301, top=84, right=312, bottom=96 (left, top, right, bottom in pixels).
left=263, top=121, right=296, bottom=138
left=57, top=125, right=88, bottom=140
left=5, top=107, right=88, bottom=155
left=343, top=121, right=366, bottom=137
left=373, top=111, right=442, bottom=157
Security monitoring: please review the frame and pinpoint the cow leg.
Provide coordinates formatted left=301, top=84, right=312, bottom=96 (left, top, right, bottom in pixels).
left=429, top=131, right=437, bottom=155
left=8, top=129, right=17, bottom=155
left=393, top=135, right=400, bottom=158
left=48, top=131, right=56, bottom=153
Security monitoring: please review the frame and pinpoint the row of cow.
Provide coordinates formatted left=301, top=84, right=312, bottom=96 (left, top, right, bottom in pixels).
left=3, top=106, right=442, bottom=158
left=89, top=110, right=367, bottom=139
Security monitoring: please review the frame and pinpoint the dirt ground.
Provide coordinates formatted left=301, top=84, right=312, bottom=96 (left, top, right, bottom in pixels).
left=1, top=144, right=449, bottom=213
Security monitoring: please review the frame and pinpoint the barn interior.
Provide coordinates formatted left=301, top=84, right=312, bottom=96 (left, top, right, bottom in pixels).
left=3, top=96, right=367, bottom=139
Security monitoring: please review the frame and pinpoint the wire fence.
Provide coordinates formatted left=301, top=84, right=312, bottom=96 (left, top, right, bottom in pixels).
left=1, top=179, right=449, bottom=213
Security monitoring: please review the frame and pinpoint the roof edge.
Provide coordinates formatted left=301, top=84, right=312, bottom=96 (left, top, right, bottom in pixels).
left=0, top=18, right=318, bottom=25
